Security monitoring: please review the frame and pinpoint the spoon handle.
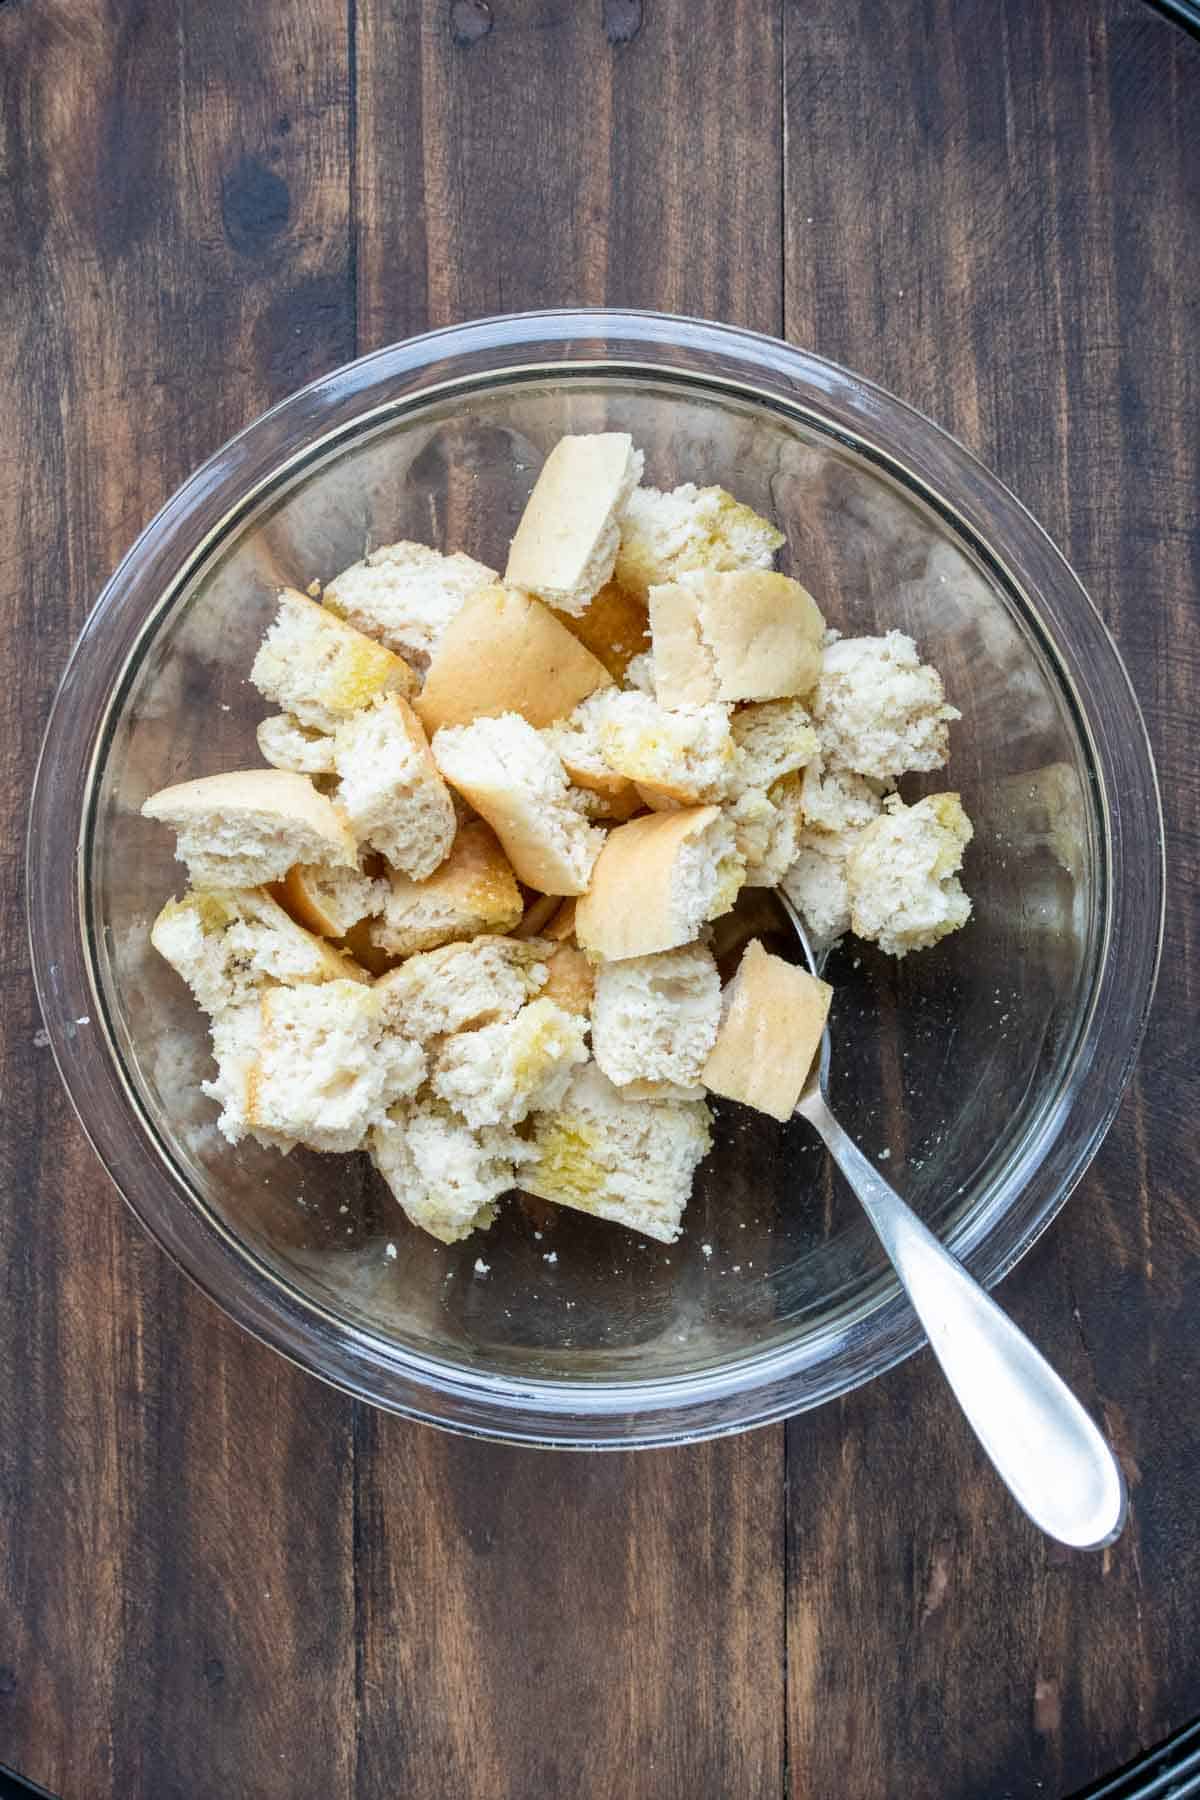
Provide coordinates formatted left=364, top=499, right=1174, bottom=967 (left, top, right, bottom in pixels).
left=797, top=1086, right=1128, bottom=1549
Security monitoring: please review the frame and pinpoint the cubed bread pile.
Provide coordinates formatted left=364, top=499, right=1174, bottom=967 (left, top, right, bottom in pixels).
left=144, top=434, right=973, bottom=1249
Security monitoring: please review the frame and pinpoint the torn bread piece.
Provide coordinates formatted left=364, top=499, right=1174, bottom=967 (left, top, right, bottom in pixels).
left=250, top=589, right=416, bottom=732
left=554, top=578, right=650, bottom=680
left=202, top=1002, right=264, bottom=1145
left=256, top=713, right=337, bottom=777
left=370, top=820, right=523, bottom=958
left=151, top=886, right=366, bottom=1015
left=431, top=997, right=589, bottom=1129
left=587, top=688, right=736, bottom=808
left=782, top=831, right=855, bottom=945
left=375, top=934, right=549, bottom=1042
left=323, top=541, right=497, bottom=665
left=332, top=693, right=456, bottom=879
left=413, top=583, right=613, bottom=736
left=522, top=1063, right=712, bottom=1244
left=504, top=433, right=644, bottom=615
left=591, top=943, right=721, bottom=1092
left=245, top=980, right=425, bottom=1154
left=142, top=769, right=358, bottom=889
left=703, top=940, right=832, bottom=1122
left=650, top=570, right=826, bottom=708
left=623, top=651, right=657, bottom=695
left=575, top=805, right=746, bottom=961
left=845, top=792, right=973, bottom=957
left=799, top=757, right=886, bottom=833
left=432, top=713, right=604, bottom=895
left=730, top=775, right=805, bottom=888
left=274, top=861, right=388, bottom=939
left=543, top=691, right=644, bottom=821
left=614, top=482, right=785, bottom=602
left=370, top=1097, right=532, bottom=1244
left=730, top=698, right=820, bottom=795
left=812, top=631, right=960, bottom=781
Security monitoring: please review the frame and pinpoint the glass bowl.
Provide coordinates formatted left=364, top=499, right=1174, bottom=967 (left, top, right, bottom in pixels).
left=27, top=311, right=1163, bottom=1447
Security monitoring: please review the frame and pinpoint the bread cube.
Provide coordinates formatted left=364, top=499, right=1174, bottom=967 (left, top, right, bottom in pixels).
left=650, top=571, right=825, bottom=708
left=614, top=482, right=784, bottom=602
left=413, top=583, right=612, bottom=736
left=575, top=805, right=746, bottom=961
left=332, top=693, right=456, bottom=878
left=781, top=832, right=855, bottom=945
left=812, top=631, right=960, bottom=781
left=151, top=887, right=364, bottom=1015
left=845, top=793, right=973, bottom=956
left=275, top=862, right=388, bottom=939
left=375, top=934, right=549, bottom=1042
left=522, top=1064, right=712, bottom=1244
left=431, top=713, right=604, bottom=895
left=703, top=940, right=832, bottom=1121
left=730, top=698, right=820, bottom=794
left=587, top=688, right=737, bottom=808
left=142, top=768, right=357, bottom=889
left=250, top=589, right=416, bottom=732
left=323, top=541, right=497, bottom=665
left=371, top=1098, right=532, bottom=1244
left=432, top=997, right=589, bottom=1129
left=370, top=820, right=523, bottom=958
left=591, top=943, right=721, bottom=1091
left=505, top=433, right=644, bottom=615
left=246, top=980, right=425, bottom=1154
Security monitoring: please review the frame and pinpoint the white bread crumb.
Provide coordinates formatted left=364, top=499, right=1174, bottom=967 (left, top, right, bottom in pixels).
left=845, top=792, right=974, bottom=957
left=522, top=1063, right=712, bottom=1244
left=333, top=694, right=456, bottom=878
left=432, top=997, right=589, bottom=1128
left=323, top=541, right=497, bottom=665
left=614, top=483, right=784, bottom=602
left=591, top=943, right=721, bottom=1090
left=813, top=632, right=959, bottom=781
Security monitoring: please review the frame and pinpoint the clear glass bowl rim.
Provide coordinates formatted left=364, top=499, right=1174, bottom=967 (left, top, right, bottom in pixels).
left=27, top=308, right=1165, bottom=1448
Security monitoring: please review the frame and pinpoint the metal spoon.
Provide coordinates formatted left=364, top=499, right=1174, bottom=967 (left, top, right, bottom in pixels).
left=781, top=894, right=1128, bottom=1550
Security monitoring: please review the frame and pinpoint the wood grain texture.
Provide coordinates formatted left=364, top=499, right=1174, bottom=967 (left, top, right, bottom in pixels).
left=0, top=4, right=358, bottom=1796
left=783, top=2, right=1200, bottom=1796
left=353, top=6, right=787, bottom=1798
left=0, top=1, right=1196, bottom=1796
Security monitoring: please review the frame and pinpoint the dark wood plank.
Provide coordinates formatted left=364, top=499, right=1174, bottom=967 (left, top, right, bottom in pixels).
left=352, top=6, right=787, bottom=1797
left=0, top=5, right=358, bottom=1795
left=783, top=2, right=1200, bottom=1796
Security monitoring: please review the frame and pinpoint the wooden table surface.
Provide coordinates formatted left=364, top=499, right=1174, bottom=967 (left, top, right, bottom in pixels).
left=2, top=3, right=1197, bottom=1796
